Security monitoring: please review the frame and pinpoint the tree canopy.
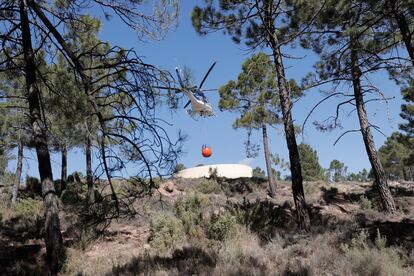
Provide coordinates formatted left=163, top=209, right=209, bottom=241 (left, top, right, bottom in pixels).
left=378, top=132, right=414, bottom=181
left=327, top=160, right=347, bottom=182
left=298, top=143, right=325, bottom=182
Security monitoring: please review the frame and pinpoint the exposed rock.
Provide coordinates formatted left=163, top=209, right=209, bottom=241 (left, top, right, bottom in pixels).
left=162, top=181, right=175, bottom=193
left=154, top=180, right=182, bottom=197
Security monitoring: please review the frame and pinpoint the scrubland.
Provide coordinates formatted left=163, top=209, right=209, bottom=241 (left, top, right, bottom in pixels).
left=1, top=176, right=414, bottom=275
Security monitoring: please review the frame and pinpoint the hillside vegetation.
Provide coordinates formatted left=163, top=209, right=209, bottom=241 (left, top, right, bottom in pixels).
left=2, top=175, right=414, bottom=275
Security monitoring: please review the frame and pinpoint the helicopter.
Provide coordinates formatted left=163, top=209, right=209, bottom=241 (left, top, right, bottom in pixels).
left=155, top=62, right=217, bottom=118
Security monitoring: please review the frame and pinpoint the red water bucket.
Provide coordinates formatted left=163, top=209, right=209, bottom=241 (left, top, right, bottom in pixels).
left=201, top=145, right=212, bottom=158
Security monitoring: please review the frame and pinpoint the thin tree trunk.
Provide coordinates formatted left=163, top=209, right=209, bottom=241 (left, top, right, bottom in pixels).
left=261, top=13, right=310, bottom=231
left=11, top=140, right=23, bottom=204
left=61, top=143, right=67, bottom=193
left=402, top=167, right=408, bottom=181
left=20, top=1, right=63, bottom=273
left=86, top=135, right=94, bottom=204
left=262, top=124, right=276, bottom=197
left=272, top=47, right=310, bottom=231
left=350, top=45, right=396, bottom=213
left=263, top=2, right=310, bottom=231
left=392, top=8, right=414, bottom=66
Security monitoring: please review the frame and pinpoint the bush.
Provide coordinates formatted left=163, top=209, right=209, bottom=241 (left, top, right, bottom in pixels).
left=216, top=228, right=268, bottom=275
left=175, top=194, right=208, bottom=235
left=173, top=163, right=186, bottom=173
left=61, top=190, right=80, bottom=205
left=359, top=195, right=373, bottom=210
left=26, top=176, right=41, bottom=197
left=197, top=178, right=223, bottom=194
left=0, top=198, right=44, bottom=235
left=68, top=171, right=83, bottom=183
left=0, top=187, right=11, bottom=208
left=0, top=172, right=15, bottom=187
left=207, top=213, right=238, bottom=241
left=340, top=230, right=408, bottom=276
left=54, top=180, right=62, bottom=196
left=375, top=229, right=387, bottom=249
left=12, top=198, right=43, bottom=220
left=149, top=214, right=184, bottom=252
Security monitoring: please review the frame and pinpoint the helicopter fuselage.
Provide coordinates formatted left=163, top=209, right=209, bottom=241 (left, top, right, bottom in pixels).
left=182, top=89, right=214, bottom=117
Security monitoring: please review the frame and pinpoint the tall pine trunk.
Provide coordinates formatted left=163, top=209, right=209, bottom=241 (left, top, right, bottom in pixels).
left=272, top=47, right=310, bottom=231
left=350, top=45, right=396, bottom=213
left=86, top=135, right=94, bottom=204
left=61, top=143, right=67, bottom=192
left=20, top=1, right=63, bottom=273
left=262, top=124, right=276, bottom=197
left=11, top=140, right=23, bottom=204
left=262, top=1, right=310, bottom=231
left=392, top=7, right=414, bottom=66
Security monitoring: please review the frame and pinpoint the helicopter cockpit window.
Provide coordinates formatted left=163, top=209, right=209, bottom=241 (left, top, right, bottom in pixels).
left=194, top=91, right=208, bottom=103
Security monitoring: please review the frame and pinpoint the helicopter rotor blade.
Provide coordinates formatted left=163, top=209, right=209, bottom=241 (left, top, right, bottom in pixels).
left=199, top=61, right=216, bottom=89
left=152, top=86, right=182, bottom=92
left=183, top=100, right=191, bottom=109
left=175, top=67, right=185, bottom=88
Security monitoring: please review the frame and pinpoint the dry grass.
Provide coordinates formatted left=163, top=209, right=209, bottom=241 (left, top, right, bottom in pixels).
left=3, top=178, right=414, bottom=275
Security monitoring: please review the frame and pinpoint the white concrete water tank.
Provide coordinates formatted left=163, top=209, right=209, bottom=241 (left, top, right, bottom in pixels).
left=174, top=164, right=252, bottom=179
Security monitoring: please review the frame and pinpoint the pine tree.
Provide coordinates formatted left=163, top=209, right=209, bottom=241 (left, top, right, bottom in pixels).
left=378, top=132, right=414, bottom=181
left=400, top=81, right=414, bottom=137
left=327, top=160, right=347, bottom=182
left=0, top=54, right=36, bottom=203
left=293, top=0, right=397, bottom=213
left=298, top=143, right=326, bottom=181
left=376, top=0, right=414, bottom=66
left=0, top=1, right=180, bottom=272
left=45, top=54, right=86, bottom=193
left=0, top=108, right=8, bottom=176
left=347, top=168, right=370, bottom=182
left=219, top=53, right=302, bottom=197
left=252, top=167, right=267, bottom=179
left=192, top=0, right=311, bottom=231
left=45, top=16, right=112, bottom=202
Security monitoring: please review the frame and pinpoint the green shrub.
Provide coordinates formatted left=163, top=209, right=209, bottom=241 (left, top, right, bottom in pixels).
left=375, top=229, right=387, bottom=249
left=173, top=163, right=186, bottom=173
left=53, top=180, right=60, bottom=195
left=207, top=213, right=238, bottom=241
left=175, top=194, right=208, bottom=234
left=61, top=190, right=80, bottom=205
left=65, top=181, right=84, bottom=195
left=12, top=198, right=43, bottom=220
left=67, top=172, right=83, bottom=183
left=26, top=176, right=41, bottom=197
left=359, top=195, right=373, bottom=210
left=149, top=214, right=184, bottom=251
left=346, top=230, right=369, bottom=250
left=0, top=172, right=15, bottom=187
left=197, top=178, right=223, bottom=194
left=0, top=198, right=44, bottom=235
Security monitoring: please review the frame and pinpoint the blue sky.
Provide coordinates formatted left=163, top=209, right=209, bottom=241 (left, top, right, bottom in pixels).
left=7, top=1, right=405, bottom=179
